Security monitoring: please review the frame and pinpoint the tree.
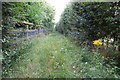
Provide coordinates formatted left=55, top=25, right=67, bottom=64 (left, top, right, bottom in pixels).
left=56, top=2, right=119, bottom=45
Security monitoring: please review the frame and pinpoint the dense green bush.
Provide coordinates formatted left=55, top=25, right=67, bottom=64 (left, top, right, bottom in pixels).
left=56, top=2, right=119, bottom=44
left=2, top=39, right=33, bottom=76
left=2, top=2, right=55, bottom=29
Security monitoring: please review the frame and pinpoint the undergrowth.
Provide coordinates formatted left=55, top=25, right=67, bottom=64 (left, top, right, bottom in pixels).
left=3, top=32, right=120, bottom=78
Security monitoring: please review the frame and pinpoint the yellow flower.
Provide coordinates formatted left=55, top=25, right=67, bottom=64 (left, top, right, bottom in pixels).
left=96, top=66, right=99, bottom=68
left=101, top=56, right=105, bottom=59
left=103, top=43, right=106, bottom=45
left=93, top=40, right=102, bottom=45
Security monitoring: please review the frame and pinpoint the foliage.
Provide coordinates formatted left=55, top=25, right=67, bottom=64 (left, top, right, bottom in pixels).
left=2, top=2, right=55, bottom=29
left=55, top=2, right=119, bottom=44
left=55, top=2, right=120, bottom=76
left=2, top=2, right=55, bottom=73
left=3, top=39, right=33, bottom=76
left=2, top=1, right=120, bottom=78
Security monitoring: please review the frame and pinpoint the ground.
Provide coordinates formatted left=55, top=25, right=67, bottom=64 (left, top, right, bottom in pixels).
left=5, top=32, right=120, bottom=78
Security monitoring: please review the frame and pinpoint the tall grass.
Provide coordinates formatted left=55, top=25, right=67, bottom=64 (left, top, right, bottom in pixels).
left=4, top=32, right=120, bottom=78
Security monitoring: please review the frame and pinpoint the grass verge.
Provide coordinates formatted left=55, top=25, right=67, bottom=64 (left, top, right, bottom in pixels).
left=4, top=32, right=120, bottom=78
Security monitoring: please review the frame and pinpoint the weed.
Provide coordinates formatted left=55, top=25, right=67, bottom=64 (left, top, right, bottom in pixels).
left=3, top=32, right=120, bottom=78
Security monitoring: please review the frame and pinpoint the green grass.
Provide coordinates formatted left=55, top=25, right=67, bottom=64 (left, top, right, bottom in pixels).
left=5, top=32, right=120, bottom=78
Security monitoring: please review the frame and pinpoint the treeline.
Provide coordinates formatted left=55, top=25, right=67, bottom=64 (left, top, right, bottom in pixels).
left=2, top=2, right=55, bottom=30
left=2, top=1, right=55, bottom=49
left=56, top=2, right=119, bottom=45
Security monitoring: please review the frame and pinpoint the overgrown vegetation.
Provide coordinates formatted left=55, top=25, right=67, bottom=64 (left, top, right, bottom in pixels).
left=2, top=1, right=120, bottom=78
left=3, top=32, right=120, bottom=78
left=55, top=2, right=119, bottom=44
left=55, top=1, right=120, bottom=77
left=2, top=1, right=55, bottom=74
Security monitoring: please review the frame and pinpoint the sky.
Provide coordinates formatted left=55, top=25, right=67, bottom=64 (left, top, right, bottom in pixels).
left=46, top=0, right=70, bottom=23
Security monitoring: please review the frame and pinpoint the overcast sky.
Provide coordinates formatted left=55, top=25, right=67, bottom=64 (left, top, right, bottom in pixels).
left=46, top=0, right=70, bottom=23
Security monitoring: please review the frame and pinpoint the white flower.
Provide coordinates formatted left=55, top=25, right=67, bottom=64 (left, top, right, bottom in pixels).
left=90, top=67, right=96, bottom=70
left=73, top=66, right=75, bottom=68
left=74, top=70, right=76, bottom=73
left=85, top=62, right=88, bottom=64
left=60, top=48, right=64, bottom=50
left=80, top=70, right=82, bottom=72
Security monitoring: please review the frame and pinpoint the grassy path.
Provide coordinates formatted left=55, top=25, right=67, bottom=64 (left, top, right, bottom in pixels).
left=7, top=32, right=120, bottom=78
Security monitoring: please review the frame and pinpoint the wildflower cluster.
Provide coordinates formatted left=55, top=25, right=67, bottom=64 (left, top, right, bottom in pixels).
left=93, top=40, right=102, bottom=45
left=101, top=56, right=105, bottom=59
